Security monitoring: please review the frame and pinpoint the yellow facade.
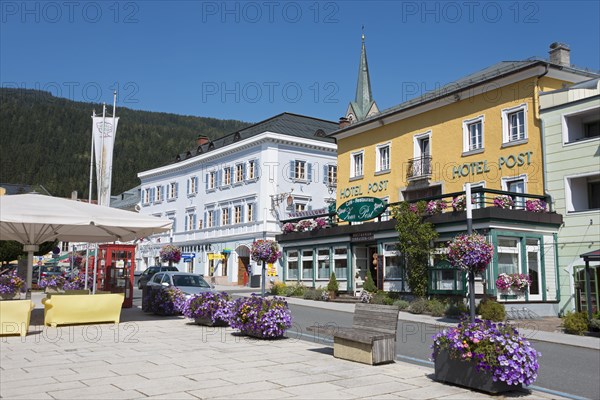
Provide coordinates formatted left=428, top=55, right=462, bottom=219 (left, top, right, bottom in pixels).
left=336, top=76, right=570, bottom=203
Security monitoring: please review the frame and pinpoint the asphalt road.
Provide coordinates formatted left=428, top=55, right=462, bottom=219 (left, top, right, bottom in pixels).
left=287, top=304, right=600, bottom=400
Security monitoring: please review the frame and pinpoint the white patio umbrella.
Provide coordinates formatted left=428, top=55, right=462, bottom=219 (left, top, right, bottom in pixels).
left=0, top=193, right=172, bottom=291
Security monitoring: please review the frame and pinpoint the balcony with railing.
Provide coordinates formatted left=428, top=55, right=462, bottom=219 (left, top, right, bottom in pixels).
left=406, top=156, right=432, bottom=180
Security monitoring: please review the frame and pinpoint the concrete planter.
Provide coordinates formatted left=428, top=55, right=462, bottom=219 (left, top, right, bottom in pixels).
left=434, top=349, right=520, bottom=394
left=194, top=316, right=228, bottom=327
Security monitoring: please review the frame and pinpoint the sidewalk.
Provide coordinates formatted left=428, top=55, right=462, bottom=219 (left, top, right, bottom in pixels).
left=217, top=286, right=600, bottom=351
left=1, top=305, right=566, bottom=400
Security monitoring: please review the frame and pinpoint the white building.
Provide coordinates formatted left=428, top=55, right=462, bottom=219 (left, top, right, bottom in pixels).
left=137, top=113, right=338, bottom=285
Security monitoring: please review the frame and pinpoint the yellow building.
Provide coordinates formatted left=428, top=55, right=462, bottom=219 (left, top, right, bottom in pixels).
left=335, top=43, right=595, bottom=203
left=276, top=42, right=598, bottom=317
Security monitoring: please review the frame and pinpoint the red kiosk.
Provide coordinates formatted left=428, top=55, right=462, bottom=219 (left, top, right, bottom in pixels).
left=96, top=244, right=135, bottom=308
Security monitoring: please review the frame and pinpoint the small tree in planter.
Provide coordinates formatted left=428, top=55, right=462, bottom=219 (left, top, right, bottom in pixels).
left=363, top=268, right=377, bottom=293
left=327, top=272, right=339, bottom=299
left=229, top=295, right=292, bottom=339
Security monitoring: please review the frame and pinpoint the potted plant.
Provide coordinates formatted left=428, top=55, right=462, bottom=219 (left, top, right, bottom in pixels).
left=525, top=199, right=547, bottom=213
left=39, top=275, right=66, bottom=293
left=495, top=273, right=531, bottom=299
left=493, top=195, right=514, bottom=209
left=0, top=272, right=25, bottom=300
left=229, top=295, right=292, bottom=339
left=63, top=273, right=93, bottom=291
left=282, top=222, right=296, bottom=234
left=432, top=318, right=540, bottom=393
left=327, top=272, right=339, bottom=299
left=144, top=287, right=185, bottom=316
left=451, top=195, right=475, bottom=212
left=426, top=199, right=448, bottom=215
left=181, top=291, right=232, bottom=326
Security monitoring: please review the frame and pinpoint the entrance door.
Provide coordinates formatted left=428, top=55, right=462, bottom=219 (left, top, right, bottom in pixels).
left=238, top=256, right=249, bottom=286
left=354, top=245, right=379, bottom=287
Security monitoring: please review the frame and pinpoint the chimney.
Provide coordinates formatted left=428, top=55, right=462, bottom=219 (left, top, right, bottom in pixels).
left=339, top=117, right=350, bottom=129
left=549, top=42, right=570, bottom=67
left=196, top=135, right=209, bottom=146
left=71, top=190, right=77, bottom=200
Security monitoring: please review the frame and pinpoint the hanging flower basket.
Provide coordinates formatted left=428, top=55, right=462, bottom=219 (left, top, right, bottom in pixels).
left=160, top=245, right=182, bottom=264
left=447, top=233, right=494, bottom=274
left=251, top=240, right=281, bottom=264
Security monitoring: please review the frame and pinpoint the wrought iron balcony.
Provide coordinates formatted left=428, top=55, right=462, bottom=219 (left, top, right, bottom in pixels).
left=407, top=156, right=432, bottom=180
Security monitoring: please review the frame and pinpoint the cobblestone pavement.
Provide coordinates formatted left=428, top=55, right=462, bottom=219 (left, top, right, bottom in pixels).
left=1, top=306, right=567, bottom=400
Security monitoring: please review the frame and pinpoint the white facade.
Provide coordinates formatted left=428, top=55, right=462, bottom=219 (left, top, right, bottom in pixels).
left=540, top=78, right=600, bottom=314
left=137, top=114, right=338, bottom=285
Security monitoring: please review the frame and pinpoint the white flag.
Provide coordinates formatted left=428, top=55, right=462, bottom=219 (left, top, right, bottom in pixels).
left=92, top=116, right=119, bottom=206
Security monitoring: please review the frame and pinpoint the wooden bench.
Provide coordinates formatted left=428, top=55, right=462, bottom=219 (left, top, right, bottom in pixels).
left=333, top=303, right=399, bottom=365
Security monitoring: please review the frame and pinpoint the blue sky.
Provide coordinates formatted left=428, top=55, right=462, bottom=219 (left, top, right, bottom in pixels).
left=1, top=1, right=599, bottom=123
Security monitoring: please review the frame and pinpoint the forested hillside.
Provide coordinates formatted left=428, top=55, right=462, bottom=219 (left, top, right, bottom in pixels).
left=0, top=89, right=250, bottom=198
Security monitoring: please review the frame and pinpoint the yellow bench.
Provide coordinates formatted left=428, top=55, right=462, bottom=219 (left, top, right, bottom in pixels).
left=42, top=293, right=124, bottom=327
left=0, top=300, right=34, bottom=337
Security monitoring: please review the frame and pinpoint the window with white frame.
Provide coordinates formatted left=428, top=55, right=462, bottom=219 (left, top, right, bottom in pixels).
left=187, top=176, right=198, bottom=195
left=469, top=182, right=486, bottom=209
left=463, top=116, right=484, bottom=152
left=301, top=249, right=313, bottom=280
left=376, top=144, right=390, bottom=172
left=351, top=151, right=364, bottom=178
left=290, top=160, right=307, bottom=181
left=333, top=247, right=347, bottom=279
left=206, top=210, right=214, bottom=228
left=186, top=213, right=196, bottom=231
left=295, top=203, right=306, bottom=212
left=154, top=185, right=163, bottom=203
left=208, top=171, right=216, bottom=190
left=223, top=167, right=232, bottom=186
left=563, top=106, right=600, bottom=143
left=566, top=173, right=600, bottom=212
left=383, top=243, right=403, bottom=280
left=317, top=249, right=330, bottom=279
left=247, top=203, right=254, bottom=222
left=167, top=182, right=178, bottom=201
left=497, top=237, right=520, bottom=276
left=235, top=163, right=245, bottom=183
left=247, top=160, right=257, bottom=180
left=502, top=104, right=527, bottom=143
left=142, top=188, right=151, bottom=205
left=327, top=165, right=337, bottom=186
left=502, top=176, right=526, bottom=209
left=234, top=205, right=242, bottom=224
left=287, top=250, right=299, bottom=280
left=221, top=208, right=230, bottom=225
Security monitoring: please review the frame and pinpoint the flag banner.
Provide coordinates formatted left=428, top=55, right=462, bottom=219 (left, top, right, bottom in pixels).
left=92, top=116, right=119, bottom=206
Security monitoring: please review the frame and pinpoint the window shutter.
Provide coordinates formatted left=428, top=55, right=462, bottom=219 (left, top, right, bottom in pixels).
left=195, top=177, right=199, bottom=193
left=290, top=160, right=295, bottom=179
left=175, top=183, right=179, bottom=198
left=323, top=165, right=328, bottom=184
left=193, top=214, right=197, bottom=229
left=217, top=170, right=222, bottom=187
left=161, top=186, right=165, bottom=201
left=204, top=211, right=207, bottom=227
left=185, top=215, right=189, bottom=231
left=150, top=188, right=155, bottom=203
left=215, top=209, right=220, bottom=226
left=187, top=179, right=190, bottom=194
left=205, top=174, right=209, bottom=190
left=307, top=163, right=313, bottom=182
left=242, top=163, right=246, bottom=180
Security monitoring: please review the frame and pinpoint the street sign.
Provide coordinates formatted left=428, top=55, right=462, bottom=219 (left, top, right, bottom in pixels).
left=337, top=197, right=386, bottom=222
left=182, top=252, right=195, bottom=262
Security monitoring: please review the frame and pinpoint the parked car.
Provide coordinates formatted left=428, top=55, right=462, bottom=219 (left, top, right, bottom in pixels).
left=146, top=272, right=213, bottom=298
left=137, top=265, right=178, bottom=289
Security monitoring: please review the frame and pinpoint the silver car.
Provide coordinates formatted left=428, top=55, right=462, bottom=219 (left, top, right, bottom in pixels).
left=147, top=271, right=214, bottom=298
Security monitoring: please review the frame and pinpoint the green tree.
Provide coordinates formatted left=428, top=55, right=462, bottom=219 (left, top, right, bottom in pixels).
left=0, top=241, right=23, bottom=265
left=363, top=268, right=377, bottom=293
left=391, top=201, right=438, bottom=297
left=327, top=272, right=339, bottom=293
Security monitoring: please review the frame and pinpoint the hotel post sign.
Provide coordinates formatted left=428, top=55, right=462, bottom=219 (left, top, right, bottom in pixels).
left=337, top=197, right=386, bottom=222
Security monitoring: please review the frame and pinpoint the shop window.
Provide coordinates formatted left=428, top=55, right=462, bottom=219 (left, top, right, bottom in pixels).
left=497, top=237, right=520, bottom=275
left=383, top=244, right=403, bottom=280
left=526, top=238, right=542, bottom=300
left=302, top=249, right=313, bottom=280
left=333, top=247, right=348, bottom=279
left=429, top=260, right=466, bottom=294
left=287, top=250, right=299, bottom=280
left=317, top=249, right=330, bottom=279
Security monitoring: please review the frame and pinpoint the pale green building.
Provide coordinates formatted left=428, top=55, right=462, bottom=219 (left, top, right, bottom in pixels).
left=540, top=78, right=600, bottom=315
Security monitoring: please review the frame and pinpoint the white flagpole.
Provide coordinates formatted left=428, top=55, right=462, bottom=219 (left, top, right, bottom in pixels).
left=84, top=110, right=96, bottom=290
left=107, top=91, right=117, bottom=205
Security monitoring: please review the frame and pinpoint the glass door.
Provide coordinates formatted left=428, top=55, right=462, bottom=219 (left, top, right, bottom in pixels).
left=525, top=239, right=542, bottom=301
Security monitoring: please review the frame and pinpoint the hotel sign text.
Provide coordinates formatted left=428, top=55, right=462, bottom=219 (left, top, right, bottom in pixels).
left=452, top=151, right=533, bottom=179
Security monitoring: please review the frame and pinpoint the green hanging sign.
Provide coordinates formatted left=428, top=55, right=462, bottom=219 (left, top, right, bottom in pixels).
left=337, top=197, right=386, bottom=222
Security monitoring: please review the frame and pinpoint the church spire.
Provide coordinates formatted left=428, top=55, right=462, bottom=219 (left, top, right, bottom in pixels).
left=345, top=30, right=378, bottom=124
